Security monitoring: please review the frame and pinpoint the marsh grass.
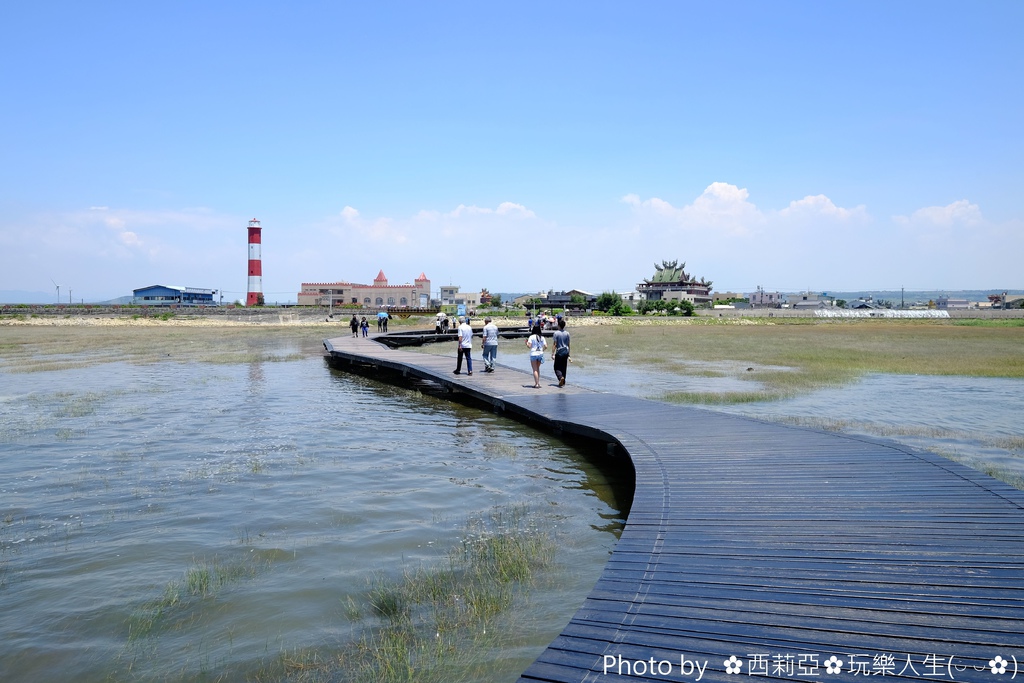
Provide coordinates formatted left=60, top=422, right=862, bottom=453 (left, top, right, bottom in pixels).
left=577, top=318, right=1024, bottom=401
left=952, top=319, right=1024, bottom=328
left=398, top=317, right=1021, bottom=404
left=483, top=441, right=519, bottom=458
left=773, top=416, right=1024, bottom=455
left=0, top=326, right=323, bottom=372
left=258, top=503, right=556, bottom=683
left=126, top=556, right=264, bottom=642
left=750, top=416, right=1024, bottom=490
left=994, top=435, right=1024, bottom=452
left=52, top=391, right=110, bottom=417
left=930, top=448, right=1024, bottom=490
left=662, top=390, right=786, bottom=405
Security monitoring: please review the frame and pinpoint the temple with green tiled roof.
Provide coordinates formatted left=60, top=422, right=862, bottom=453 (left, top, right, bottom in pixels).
left=636, top=259, right=713, bottom=305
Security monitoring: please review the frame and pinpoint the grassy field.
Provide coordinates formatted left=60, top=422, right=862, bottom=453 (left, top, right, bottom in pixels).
left=567, top=318, right=1024, bottom=402
left=2, top=316, right=1021, bottom=401
left=0, top=324, right=322, bottom=372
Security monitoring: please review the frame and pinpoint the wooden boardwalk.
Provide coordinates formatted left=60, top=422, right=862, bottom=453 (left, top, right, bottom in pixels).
left=323, top=332, right=1024, bottom=683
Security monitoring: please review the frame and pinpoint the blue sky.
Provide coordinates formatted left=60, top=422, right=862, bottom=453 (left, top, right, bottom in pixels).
left=2, top=1, right=1021, bottom=303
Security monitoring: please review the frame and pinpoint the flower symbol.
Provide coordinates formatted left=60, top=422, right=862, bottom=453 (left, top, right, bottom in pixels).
left=724, top=656, right=744, bottom=675
left=989, top=656, right=1008, bottom=674
left=825, top=656, right=844, bottom=674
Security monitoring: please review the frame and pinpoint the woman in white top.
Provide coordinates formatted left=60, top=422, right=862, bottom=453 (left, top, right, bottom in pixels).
left=525, top=324, right=546, bottom=388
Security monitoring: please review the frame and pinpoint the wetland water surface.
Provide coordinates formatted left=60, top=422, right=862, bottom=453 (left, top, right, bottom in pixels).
left=483, top=341, right=1024, bottom=483
left=0, top=346, right=626, bottom=682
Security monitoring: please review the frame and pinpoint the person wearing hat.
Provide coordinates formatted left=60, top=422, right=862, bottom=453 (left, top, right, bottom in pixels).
left=453, top=316, right=474, bottom=375
left=481, top=316, right=499, bottom=372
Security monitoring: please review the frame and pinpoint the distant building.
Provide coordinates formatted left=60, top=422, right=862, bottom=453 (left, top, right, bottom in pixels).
left=935, top=296, right=971, bottom=310
left=533, top=289, right=597, bottom=311
left=297, top=271, right=431, bottom=308
left=790, top=292, right=836, bottom=309
left=439, top=285, right=481, bottom=314
left=848, top=298, right=883, bottom=310
left=986, top=293, right=1024, bottom=309
left=620, top=290, right=643, bottom=305
left=133, top=285, right=217, bottom=306
left=636, top=260, right=713, bottom=306
left=748, top=289, right=782, bottom=308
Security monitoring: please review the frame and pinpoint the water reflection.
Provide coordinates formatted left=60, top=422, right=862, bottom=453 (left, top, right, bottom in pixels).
left=0, top=351, right=625, bottom=683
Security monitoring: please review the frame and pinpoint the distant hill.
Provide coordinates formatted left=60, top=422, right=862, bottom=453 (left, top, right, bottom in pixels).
left=801, top=290, right=1021, bottom=305
left=0, top=291, right=137, bottom=305
left=0, top=290, right=57, bottom=304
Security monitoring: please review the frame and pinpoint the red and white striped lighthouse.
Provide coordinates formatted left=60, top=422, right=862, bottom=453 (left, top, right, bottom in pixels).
left=246, top=218, right=263, bottom=306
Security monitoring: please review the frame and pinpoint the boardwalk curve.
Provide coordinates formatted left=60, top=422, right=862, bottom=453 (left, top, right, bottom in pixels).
left=323, top=332, right=1024, bottom=683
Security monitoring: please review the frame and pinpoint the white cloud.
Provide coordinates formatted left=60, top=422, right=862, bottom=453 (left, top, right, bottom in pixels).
left=308, top=201, right=553, bottom=290
left=336, top=205, right=407, bottom=244
left=4, top=190, right=1018, bottom=303
left=495, top=202, right=536, bottom=218
left=119, top=231, right=143, bottom=247
left=443, top=202, right=536, bottom=220
left=624, top=183, right=871, bottom=239
left=893, top=199, right=983, bottom=229
left=619, top=184, right=899, bottom=290
left=363, top=201, right=541, bottom=237
left=624, top=182, right=765, bottom=236
left=779, top=194, right=868, bottom=221
left=0, top=206, right=242, bottom=300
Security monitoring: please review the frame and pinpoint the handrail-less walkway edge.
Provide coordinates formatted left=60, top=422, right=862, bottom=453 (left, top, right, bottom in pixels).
left=324, top=332, right=1024, bottom=683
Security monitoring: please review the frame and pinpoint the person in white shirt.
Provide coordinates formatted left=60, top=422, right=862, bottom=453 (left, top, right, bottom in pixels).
left=525, top=324, right=546, bottom=388
left=481, top=317, right=499, bottom=372
left=453, top=317, right=474, bottom=375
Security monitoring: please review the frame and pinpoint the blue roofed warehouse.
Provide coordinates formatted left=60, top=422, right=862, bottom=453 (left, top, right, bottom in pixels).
left=132, top=285, right=217, bottom=306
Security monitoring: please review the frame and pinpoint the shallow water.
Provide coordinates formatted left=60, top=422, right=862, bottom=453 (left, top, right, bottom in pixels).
left=474, top=341, right=1024, bottom=483
left=713, top=373, right=1024, bottom=479
left=0, top=350, right=626, bottom=682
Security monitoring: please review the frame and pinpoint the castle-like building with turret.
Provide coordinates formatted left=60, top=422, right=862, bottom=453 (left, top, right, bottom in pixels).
left=297, top=271, right=431, bottom=308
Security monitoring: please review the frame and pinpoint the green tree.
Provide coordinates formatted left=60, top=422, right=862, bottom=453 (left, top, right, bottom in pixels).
left=595, top=291, right=620, bottom=312
left=490, top=294, right=502, bottom=307
left=608, top=301, right=632, bottom=316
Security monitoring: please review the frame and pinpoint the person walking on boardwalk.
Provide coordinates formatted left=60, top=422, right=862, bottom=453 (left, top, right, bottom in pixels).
left=453, top=316, right=474, bottom=375
left=481, top=316, right=499, bottom=372
left=526, top=324, right=546, bottom=388
left=349, top=315, right=359, bottom=338
left=360, top=317, right=369, bottom=337
left=551, top=317, right=571, bottom=387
